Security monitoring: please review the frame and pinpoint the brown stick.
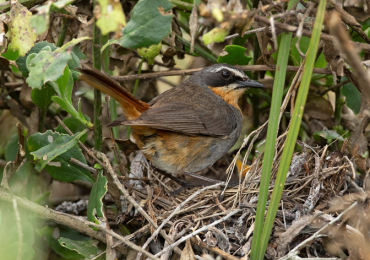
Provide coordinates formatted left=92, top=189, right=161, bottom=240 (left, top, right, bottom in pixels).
left=112, top=65, right=331, bottom=82
left=254, top=15, right=370, bottom=51
left=190, top=237, right=240, bottom=260
left=329, top=12, right=370, bottom=109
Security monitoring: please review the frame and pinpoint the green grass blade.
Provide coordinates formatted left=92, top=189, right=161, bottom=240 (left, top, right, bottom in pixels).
left=255, top=1, right=327, bottom=259
left=250, top=1, right=297, bottom=259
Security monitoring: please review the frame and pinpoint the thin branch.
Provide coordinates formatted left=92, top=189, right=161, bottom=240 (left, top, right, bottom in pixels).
left=343, top=156, right=356, bottom=179
left=55, top=116, right=104, bottom=166
left=224, top=27, right=267, bottom=41
left=278, top=202, right=359, bottom=260
left=0, top=187, right=129, bottom=255
left=254, top=15, right=370, bottom=51
left=190, top=237, right=240, bottom=260
left=155, top=209, right=242, bottom=257
left=92, top=150, right=183, bottom=255
left=316, top=79, right=350, bottom=95
left=112, top=65, right=331, bottom=82
left=136, top=183, right=224, bottom=260
left=328, top=12, right=370, bottom=110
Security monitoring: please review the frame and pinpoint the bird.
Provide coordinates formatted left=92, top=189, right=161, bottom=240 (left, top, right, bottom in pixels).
left=79, top=63, right=264, bottom=183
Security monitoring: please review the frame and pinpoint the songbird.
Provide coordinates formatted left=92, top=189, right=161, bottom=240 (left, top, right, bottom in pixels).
left=79, top=64, right=263, bottom=181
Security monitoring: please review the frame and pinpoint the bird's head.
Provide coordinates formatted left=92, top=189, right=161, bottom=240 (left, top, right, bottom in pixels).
left=192, top=64, right=264, bottom=110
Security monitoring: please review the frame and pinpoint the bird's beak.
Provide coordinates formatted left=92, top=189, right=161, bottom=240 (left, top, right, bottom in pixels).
left=235, top=78, right=264, bottom=89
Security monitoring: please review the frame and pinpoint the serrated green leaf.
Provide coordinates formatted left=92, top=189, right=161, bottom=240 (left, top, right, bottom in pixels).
left=87, top=171, right=108, bottom=223
left=17, top=42, right=56, bottom=77
left=96, top=0, right=126, bottom=35
left=59, top=237, right=98, bottom=258
left=17, top=41, right=81, bottom=78
left=26, top=48, right=72, bottom=89
left=23, top=38, right=86, bottom=88
left=202, top=27, right=229, bottom=45
left=103, top=0, right=173, bottom=50
left=217, top=45, right=252, bottom=65
left=9, top=1, right=37, bottom=56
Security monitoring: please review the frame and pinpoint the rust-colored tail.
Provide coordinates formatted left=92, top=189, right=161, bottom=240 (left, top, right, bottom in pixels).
left=78, top=68, right=149, bottom=120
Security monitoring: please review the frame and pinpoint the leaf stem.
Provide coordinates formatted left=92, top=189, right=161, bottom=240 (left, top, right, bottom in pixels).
left=93, top=0, right=103, bottom=151
left=169, top=0, right=193, bottom=11
left=250, top=1, right=298, bottom=259
left=255, top=1, right=327, bottom=259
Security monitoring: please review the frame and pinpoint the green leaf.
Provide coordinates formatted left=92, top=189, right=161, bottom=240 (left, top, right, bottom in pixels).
left=202, top=27, right=229, bottom=45
left=291, top=36, right=310, bottom=66
left=43, top=227, right=84, bottom=259
left=19, top=39, right=83, bottom=86
left=27, top=130, right=93, bottom=183
left=217, top=45, right=252, bottom=65
left=87, top=171, right=108, bottom=223
left=341, top=80, right=361, bottom=114
left=103, top=0, right=173, bottom=50
left=30, top=12, right=49, bottom=35
left=313, top=129, right=344, bottom=142
left=9, top=1, right=37, bottom=56
left=59, top=237, right=98, bottom=258
left=26, top=47, right=72, bottom=89
left=0, top=204, right=37, bottom=260
left=16, top=42, right=56, bottom=77
left=31, top=0, right=74, bottom=34
left=314, top=52, right=327, bottom=68
left=252, top=1, right=327, bottom=259
left=5, top=134, right=19, bottom=161
left=96, top=0, right=126, bottom=35
left=50, top=67, right=92, bottom=127
left=31, top=83, right=56, bottom=110
left=29, top=129, right=88, bottom=172
left=137, top=43, right=162, bottom=65
left=2, top=44, right=19, bottom=61
left=56, top=115, right=90, bottom=143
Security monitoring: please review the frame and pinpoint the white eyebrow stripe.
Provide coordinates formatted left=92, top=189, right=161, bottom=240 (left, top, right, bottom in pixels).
left=208, top=66, right=246, bottom=78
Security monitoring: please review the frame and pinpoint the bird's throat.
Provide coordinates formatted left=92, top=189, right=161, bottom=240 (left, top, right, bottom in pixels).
left=208, top=86, right=244, bottom=112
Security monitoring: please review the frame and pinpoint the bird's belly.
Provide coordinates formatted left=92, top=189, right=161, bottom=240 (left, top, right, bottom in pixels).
left=132, top=129, right=240, bottom=176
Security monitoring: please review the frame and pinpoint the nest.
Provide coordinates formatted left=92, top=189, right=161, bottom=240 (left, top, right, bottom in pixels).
left=101, top=127, right=370, bottom=260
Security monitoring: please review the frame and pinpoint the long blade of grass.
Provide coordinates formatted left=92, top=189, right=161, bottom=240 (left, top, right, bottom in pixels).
left=250, top=1, right=297, bottom=259
left=255, top=1, right=327, bottom=258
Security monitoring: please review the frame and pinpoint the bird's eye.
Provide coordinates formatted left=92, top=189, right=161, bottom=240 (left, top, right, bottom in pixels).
left=220, top=69, right=231, bottom=79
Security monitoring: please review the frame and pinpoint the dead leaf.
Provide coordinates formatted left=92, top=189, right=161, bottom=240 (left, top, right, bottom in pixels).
left=180, top=240, right=195, bottom=260
left=277, top=214, right=318, bottom=257
left=305, top=94, right=334, bottom=120
left=349, top=117, right=369, bottom=172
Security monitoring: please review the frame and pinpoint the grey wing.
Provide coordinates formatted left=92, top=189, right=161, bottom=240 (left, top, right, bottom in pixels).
left=125, top=102, right=238, bottom=136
